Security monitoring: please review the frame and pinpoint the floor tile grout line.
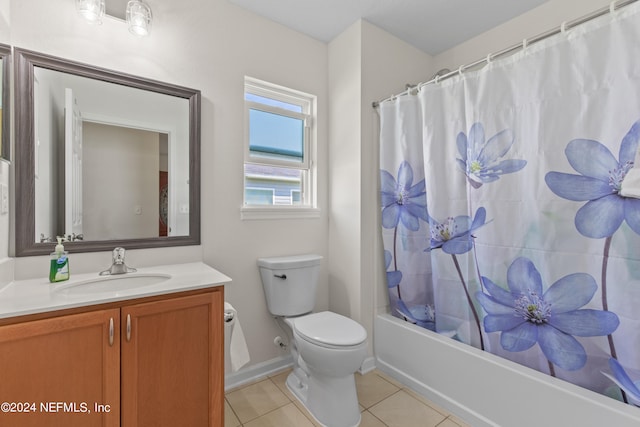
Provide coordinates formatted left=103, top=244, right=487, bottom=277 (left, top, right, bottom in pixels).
left=364, top=388, right=405, bottom=411
left=402, top=387, right=454, bottom=419
left=251, top=401, right=298, bottom=424
left=225, top=376, right=295, bottom=426
left=224, top=396, right=243, bottom=427
left=369, top=388, right=454, bottom=427
left=364, top=408, right=391, bottom=427
left=435, top=416, right=449, bottom=427
left=373, top=372, right=454, bottom=420
left=355, top=374, right=403, bottom=409
left=267, top=376, right=294, bottom=403
left=372, top=371, right=404, bottom=389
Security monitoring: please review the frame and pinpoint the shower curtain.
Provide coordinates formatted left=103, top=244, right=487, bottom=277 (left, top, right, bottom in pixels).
left=380, top=5, right=640, bottom=405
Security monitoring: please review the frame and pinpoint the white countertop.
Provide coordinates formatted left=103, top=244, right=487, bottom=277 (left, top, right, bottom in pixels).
left=0, top=262, right=232, bottom=319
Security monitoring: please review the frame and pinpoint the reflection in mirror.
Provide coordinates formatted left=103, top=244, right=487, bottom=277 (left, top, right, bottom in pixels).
left=15, top=48, right=201, bottom=256
left=0, top=44, right=10, bottom=162
left=80, top=123, right=171, bottom=241
left=33, top=67, right=189, bottom=242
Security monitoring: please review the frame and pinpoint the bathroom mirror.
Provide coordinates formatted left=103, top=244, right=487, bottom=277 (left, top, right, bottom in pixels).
left=14, top=48, right=201, bottom=256
left=0, top=44, right=10, bottom=162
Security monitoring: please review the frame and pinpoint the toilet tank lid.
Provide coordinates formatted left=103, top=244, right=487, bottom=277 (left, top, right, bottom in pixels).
left=257, top=254, right=323, bottom=269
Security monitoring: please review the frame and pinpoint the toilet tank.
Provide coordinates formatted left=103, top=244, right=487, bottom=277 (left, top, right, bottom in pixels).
left=257, top=254, right=322, bottom=316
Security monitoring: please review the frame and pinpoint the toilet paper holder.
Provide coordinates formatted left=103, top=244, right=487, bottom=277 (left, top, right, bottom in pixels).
left=224, top=311, right=234, bottom=323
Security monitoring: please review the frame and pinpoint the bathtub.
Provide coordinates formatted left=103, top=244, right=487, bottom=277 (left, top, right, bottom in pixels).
left=374, top=313, right=640, bottom=427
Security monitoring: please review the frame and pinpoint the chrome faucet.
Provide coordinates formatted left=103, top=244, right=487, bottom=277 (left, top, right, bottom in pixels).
left=99, top=247, right=137, bottom=276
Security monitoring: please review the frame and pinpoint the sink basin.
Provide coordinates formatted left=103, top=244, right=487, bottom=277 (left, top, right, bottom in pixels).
left=55, top=273, right=172, bottom=296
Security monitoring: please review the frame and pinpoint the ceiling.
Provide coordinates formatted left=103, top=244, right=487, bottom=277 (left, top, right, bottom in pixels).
left=228, top=0, right=549, bottom=55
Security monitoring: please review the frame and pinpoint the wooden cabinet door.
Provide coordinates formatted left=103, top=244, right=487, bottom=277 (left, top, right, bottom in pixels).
left=0, top=308, right=120, bottom=427
left=121, top=290, right=224, bottom=427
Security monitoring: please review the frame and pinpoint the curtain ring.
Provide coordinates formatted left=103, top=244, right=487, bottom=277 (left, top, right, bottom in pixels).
left=522, top=38, right=528, bottom=51
left=560, top=21, right=567, bottom=33
left=458, top=65, right=464, bottom=76
left=486, top=53, right=492, bottom=64
left=610, top=1, right=617, bottom=14
left=435, top=74, right=440, bottom=84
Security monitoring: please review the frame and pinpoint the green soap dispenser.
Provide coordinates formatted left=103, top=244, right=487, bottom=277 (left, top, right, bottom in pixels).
left=49, top=236, right=70, bottom=283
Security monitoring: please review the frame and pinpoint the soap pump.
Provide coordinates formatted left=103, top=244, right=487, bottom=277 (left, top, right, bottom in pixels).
left=49, top=236, right=70, bottom=283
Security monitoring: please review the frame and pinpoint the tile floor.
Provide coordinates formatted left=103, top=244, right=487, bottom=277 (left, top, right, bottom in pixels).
left=225, top=369, right=471, bottom=427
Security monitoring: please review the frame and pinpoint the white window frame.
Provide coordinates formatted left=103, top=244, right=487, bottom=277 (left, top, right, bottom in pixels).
left=241, top=77, right=319, bottom=220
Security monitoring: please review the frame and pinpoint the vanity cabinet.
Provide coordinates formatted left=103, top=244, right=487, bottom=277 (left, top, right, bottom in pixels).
left=0, top=308, right=121, bottom=427
left=121, top=291, right=224, bottom=427
left=0, top=288, right=224, bottom=427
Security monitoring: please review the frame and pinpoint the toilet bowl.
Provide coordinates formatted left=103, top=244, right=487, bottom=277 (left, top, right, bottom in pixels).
left=287, top=312, right=367, bottom=427
left=257, top=255, right=368, bottom=427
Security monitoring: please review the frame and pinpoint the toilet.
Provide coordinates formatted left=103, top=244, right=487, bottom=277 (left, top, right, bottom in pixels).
left=258, top=254, right=367, bottom=427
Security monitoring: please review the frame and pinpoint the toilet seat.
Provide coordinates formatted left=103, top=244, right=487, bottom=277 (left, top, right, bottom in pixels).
left=292, top=311, right=367, bottom=348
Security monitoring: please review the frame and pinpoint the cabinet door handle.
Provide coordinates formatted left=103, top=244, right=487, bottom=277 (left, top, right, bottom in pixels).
left=126, top=314, right=131, bottom=342
left=109, top=317, right=114, bottom=346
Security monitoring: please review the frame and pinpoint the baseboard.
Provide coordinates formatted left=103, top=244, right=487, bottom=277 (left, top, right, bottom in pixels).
left=225, top=355, right=293, bottom=392
left=359, top=356, right=376, bottom=374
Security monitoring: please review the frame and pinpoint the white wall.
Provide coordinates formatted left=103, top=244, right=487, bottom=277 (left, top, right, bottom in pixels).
left=7, top=0, right=329, bottom=370
left=83, top=123, right=159, bottom=240
left=328, top=22, right=363, bottom=321
left=328, top=20, right=434, bottom=357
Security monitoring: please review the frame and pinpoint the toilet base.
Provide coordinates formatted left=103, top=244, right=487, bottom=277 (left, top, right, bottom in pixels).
left=286, top=371, right=361, bottom=427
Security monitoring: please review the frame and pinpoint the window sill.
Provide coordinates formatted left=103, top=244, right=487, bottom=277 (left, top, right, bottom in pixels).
left=240, top=206, right=321, bottom=220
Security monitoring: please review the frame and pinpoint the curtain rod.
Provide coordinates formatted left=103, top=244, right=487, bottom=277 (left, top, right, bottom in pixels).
left=372, top=0, right=638, bottom=108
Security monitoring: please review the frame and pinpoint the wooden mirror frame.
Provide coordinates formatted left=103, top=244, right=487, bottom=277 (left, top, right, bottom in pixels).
left=14, top=48, right=201, bottom=256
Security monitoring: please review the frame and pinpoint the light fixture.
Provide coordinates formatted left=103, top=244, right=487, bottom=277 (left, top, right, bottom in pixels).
left=76, top=0, right=105, bottom=25
left=126, top=0, right=153, bottom=37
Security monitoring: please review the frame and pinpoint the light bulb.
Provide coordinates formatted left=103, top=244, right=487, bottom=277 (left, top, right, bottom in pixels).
left=126, top=1, right=153, bottom=37
left=76, top=0, right=105, bottom=25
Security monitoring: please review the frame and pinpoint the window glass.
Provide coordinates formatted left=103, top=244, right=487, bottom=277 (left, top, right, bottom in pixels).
left=245, top=187, right=274, bottom=205
left=244, top=164, right=302, bottom=206
left=249, top=108, right=304, bottom=162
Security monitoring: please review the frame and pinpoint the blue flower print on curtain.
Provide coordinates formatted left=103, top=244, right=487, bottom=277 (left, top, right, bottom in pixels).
left=545, top=120, right=640, bottom=239
left=426, top=207, right=489, bottom=350
left=545, top=120, right=640, bottom=401
left=456, top=122, right=527, bottom=188
left=381, top=161, right=429, bottom=231
left=603, top=358, right=640, bottom=406
left=396, top=299, right=436, bottom=331
left=427, top=207, right=489, bottom=254
left=386, top=249, right=435, bottom=331
left=381, top=161, right=428, bottom=302
left=476, top=257, right=620, bottom=374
